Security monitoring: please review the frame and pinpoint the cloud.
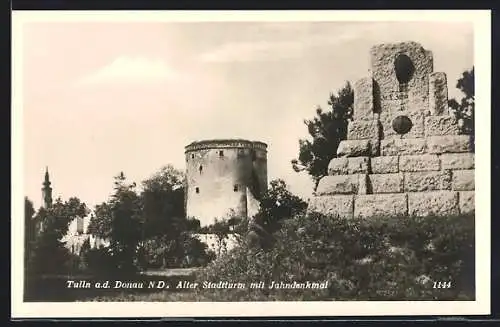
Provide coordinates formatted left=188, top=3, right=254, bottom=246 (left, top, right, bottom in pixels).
left=200, top=40, right=303, bottom=63
left=76, top=56, right=181, bottom=86
left=198, top=30, right=361, bottom=63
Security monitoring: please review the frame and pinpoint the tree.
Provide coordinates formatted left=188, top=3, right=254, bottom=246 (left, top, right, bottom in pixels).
left=140, top=165, right=188, bottom=240
left=88, top=168, right=204, bottom=272
left=292, top=82, right=354, bottom=188
left=252, top=179, right=308, bottom=238
left=448, top=67, right=474, bottom=134
left=136, top=165, right=203, bottom=269
left=27, top=197, right=88, bottom=275
left=106, top=172, right=143, bottom=273
left=87, top=172, right=142, bottom=274
left=87, top=203, right=113, bottom=240
left=24, top=197, right=35, bottom=264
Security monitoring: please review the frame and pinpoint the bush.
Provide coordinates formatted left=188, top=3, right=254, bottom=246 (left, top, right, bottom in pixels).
left=82, top=246, right=122, bottom=277
left=196, top=212, right=475, bottom=301
left=26, top=234, right=74, bottom=276
left=135, top=233, right=215, bottom=270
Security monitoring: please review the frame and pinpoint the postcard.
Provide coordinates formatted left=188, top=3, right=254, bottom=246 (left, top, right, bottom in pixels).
left=11, top=9, right=491, bottom=318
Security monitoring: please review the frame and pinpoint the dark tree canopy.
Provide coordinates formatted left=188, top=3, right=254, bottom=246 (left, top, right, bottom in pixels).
left=292, top=82, right=354, bottom=188
left=448, top=67, right=474, bottom=134
left=92, top=172, right=142, bottom=273
left=140, top=165, right=190, bottom=239
left=24, top=197, right=35, bottom=243
left=87, top=167, right=206, bottom=271
left=252, top=179, right=308, bottom=238
left=27, top=197, right=88, bottom=275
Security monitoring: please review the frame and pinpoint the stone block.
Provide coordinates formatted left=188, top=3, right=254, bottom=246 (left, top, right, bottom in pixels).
left=408, top=191, right=459, bottom=217
left=347, top=119, right=380, bottom=140
left=368, top=173, right=404, bottom=193
left=307, top=195, right=354, bottom=219
left=424, top=115, right=460, bottom=136
left=358, top=174, right=369, bottom=195
left=440, top=153, right=475, bottom=170
left=459, top=191, right=475, bottom=214
left=380, top=111, right=424, bottom=139
left=353, top=77, right=374, bottom=120
left=337, top=140, right=371, bottom=157
left=316, top=175, right=365, bottom=195
left=371, top=156, right=399, bottom=174
left=354, top=193, right=408, bottom=218
left=370, top=139, right=381, bottom=156
left=429, top=72, right=449, bottom=116
left=327, top=157, right=348, bottom=175
left=427, top=135, right=474, bottom=154
left=452, top=169, right=475, bottom=191
left=347, top=157, right=370, bottom=174
left=328, top=157, right=372, bottom=175
left=370, top=41, right=433, bottom=115
left=404, top=171, right=452, bottom=192
left=381, top=138, right=426, bottom=156
left=398, top=154, right=440, bottom=172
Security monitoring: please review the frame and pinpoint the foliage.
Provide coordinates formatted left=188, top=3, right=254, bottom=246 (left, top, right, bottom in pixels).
left=81, top=247, right=119, bottom=276
left=197, top=180, right=308, bottom=255
left=87, top=167, right=209, bottom=273
left=137, top=165, right=204, bottom=269
left=27, top=197, right=88, bottom=275
left=140, top=165, right=187, bottom=239
left=448, top=67, right=474, bottom=134
left=89, top=172, right=143, bottom=274
left=199, top=212, right=475, bottom=301
left=24, top=197, right=35, bottom=266
left=253, top=179, right=308, bottom=236
left=292, top=82, right=354, bottom=188
left=136, top=233, right=214, bottom=269
left=198, top=215, right=241, bottom=256
left=87, top=203, right=112, bottom=240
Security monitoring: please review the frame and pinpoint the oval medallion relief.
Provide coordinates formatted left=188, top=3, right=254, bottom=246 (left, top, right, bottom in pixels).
left=392, top=115, right=413, bottom=135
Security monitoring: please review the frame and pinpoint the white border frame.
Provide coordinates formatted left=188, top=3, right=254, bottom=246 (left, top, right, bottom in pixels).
left=11, top=10, right=491, bottom=318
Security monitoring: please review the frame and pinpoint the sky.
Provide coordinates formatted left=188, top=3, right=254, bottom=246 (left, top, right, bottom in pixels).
left=21, top=20, right=473, bottom=209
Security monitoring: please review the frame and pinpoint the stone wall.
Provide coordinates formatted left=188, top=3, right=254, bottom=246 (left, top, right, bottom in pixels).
left=308, top=41, right=474, bottom=219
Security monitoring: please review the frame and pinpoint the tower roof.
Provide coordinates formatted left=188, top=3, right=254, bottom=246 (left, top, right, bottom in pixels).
left=43, top=166, right=51, bottom=186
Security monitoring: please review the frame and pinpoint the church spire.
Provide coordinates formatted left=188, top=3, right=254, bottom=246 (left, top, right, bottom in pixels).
left=42, top=167, right=52, bottom=209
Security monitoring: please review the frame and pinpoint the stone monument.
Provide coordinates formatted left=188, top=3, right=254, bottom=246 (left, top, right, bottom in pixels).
left=308, top=41, right=475, bottom=218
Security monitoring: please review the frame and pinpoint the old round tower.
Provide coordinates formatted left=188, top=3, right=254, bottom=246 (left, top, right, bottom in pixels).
left=184, top=139, right=268, bottom=227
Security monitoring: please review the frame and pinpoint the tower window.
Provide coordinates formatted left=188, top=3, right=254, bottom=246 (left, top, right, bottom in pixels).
left=233, top=184, right=238, bottom=192
left=191, top=154, right=195, bottom=159
left=199, top=165, right=203, bottom=174
left=195, top=187, right=200, bottom=194
left=219, top=150, right=224, bottom=157
left=76, top=217, right=84, bottom=235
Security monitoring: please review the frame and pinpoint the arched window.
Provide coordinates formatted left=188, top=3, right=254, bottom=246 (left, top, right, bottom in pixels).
left=199, top=165, right=203, bottom=174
